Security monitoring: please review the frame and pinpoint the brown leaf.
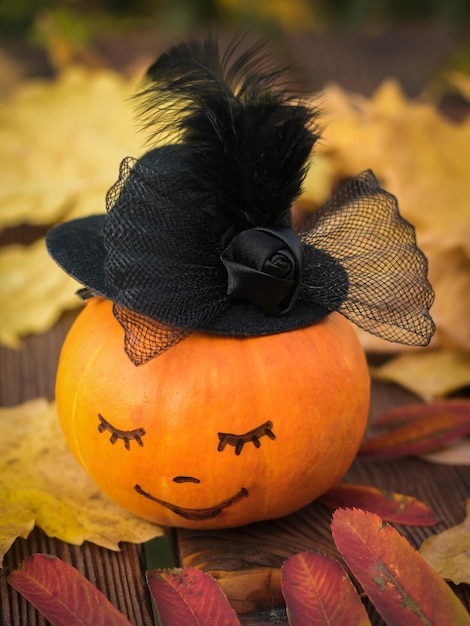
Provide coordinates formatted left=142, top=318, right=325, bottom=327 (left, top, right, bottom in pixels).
left=210, top=568, right=283, bottom=614
left=331, top=508, right=470, bottom=626
left=358, top=408, right=470, bottom=459
left=281, top=551, right=371, bottom=626
left=419, top=500, right=470, bottom=585
left=319, top=484, right=439, bottom=526
left=8, top=553, right=131, bottom=626
left=147, top=567, right=240, bottom=626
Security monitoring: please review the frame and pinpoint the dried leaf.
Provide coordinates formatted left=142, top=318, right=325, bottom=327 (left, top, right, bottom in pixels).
left=281, top=551, right=371, bottom=626
left=419, top=500, right=470, bottom=584
left=448, top=71, right=470, bottom=103
left=147, top=567, right=240, bottom=626
left=8, top=553, right=131, bottom=626
left=371, top=398, right=470, bottom=427
left=420, top=439, right=470, bottom=465
left=319, top=484, right=439, bottom=526
left=0, top=399, right=162, bottom=565
left=309, top=80, right=470, bottom=355
left=332, top=508, right=470, bottom=626
left=359, top=406, right=470, bottom=459
left=0, top=239, right=80, bottom=348
left=209, top=568, right=283, bottom=614
left=370, top=351, right=470, bottom=401
left=0, top=67, right=142, bottom=228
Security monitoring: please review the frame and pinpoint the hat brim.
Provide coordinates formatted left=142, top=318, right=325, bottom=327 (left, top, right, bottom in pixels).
left=46, top=214, right=330, bottom=338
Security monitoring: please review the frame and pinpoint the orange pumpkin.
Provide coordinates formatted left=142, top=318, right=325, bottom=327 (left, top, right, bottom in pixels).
left=55, top=296, right=370, bottom=529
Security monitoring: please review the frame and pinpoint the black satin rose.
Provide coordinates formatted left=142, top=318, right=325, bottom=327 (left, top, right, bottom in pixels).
left=220, top=226, right=304, bottom=315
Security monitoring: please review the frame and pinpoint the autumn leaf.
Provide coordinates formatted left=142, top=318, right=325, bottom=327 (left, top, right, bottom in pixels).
left=209, top=568, right=283, bottom=614
left=319, top=484, right=439, bottom=526
left=0, top=399, right=162, bottom=565
left=370, top=351, right=470, bottom=400
left=369, top=399, right=470, bottom=465
left=331, top=508, right=470, bottom=626
left=147, top=567, right=241, bottom=626
left=0, top=66, right=142, bottom=229
left=419, top=500, right=470, bottom=585
left=281, top=551, right=371, bottom=626
left=0, top=239, right=81, bottom=348
left=8, top=553, right=132, bottom=626
left=0, top=66, right=170, bottom=348
left=307, top=80, right=470, bottom=362
left=358, top=406, right=470, bottom=459
left=0, top=66, right=143, bottom=347
left=371, top=398, right=470, bottom=427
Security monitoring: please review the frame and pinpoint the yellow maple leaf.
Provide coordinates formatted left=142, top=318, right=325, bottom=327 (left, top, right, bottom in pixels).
left=0, top=399, right=162, bottom=565
left=308, top=80, right=470, bottom=355
left=370, top=350, right=470, bottom=401
left=419, top=500, right=470, bottom=585
left=0, top=239, right=81, bottom=348
left=0, top=66, right=143, bottom=228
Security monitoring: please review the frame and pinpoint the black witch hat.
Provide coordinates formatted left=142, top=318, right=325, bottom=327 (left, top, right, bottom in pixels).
left=46, top=36, right=435, bottom=365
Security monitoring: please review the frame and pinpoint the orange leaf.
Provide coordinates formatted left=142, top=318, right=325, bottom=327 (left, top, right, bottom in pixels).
left=358, top=410, right=470, bottom=458
left=319, top=484, right=439, bottom=526
left=331, top=508, right=470, bottom=626
left=8, top=553, right=131, bottom=626
left=281, top=551, right=371, bottom=626
left=147, top=567, right=240, bottom=626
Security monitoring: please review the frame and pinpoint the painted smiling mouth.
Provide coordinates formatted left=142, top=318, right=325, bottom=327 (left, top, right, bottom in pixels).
left=134, top=484, right=249, bottom=521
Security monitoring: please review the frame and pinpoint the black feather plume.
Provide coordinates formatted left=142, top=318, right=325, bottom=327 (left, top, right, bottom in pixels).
left=136, top=35, right=320, bottom=241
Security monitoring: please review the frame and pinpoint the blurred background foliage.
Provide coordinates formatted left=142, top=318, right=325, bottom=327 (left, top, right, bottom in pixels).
left=1, top=0, right=470, bottom=44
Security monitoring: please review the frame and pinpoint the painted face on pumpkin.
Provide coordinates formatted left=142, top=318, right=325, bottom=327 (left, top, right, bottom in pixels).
left=55, top=298, right=370, bottom=530
left=96, top=412, right=277, bottom=521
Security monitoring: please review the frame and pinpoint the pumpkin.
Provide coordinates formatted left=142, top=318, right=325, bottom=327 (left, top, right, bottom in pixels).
left=55, top=296, right=370, bottom=529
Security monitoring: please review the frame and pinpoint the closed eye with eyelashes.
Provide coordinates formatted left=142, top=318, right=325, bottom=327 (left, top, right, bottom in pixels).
left=97, top=412, right=276, bottom=457
left=218, top=420, right=276, bottom=456
left=98, top=413, right=146, bottom=450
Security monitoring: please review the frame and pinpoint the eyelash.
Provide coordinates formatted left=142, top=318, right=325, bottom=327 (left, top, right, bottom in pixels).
left=96, top=415, right=275, bottom=455
left=97, top=414, right=146, bottom=450
left=217, top=420, right=276, bottom=456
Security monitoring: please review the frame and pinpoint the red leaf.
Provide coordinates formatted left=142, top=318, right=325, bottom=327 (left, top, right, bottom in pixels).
left=319, top=484, right=439, bottom=526
left=372, top=399, right=470, bottom=428
left=147, top=567, right=240, bottom=626
left=358, top=410, right=470, bottom=458
left=7, top=553, right=131, bottom=626
left=281, top=551, right=371, bottom=626
left=331, top=508, right=470, bottom=626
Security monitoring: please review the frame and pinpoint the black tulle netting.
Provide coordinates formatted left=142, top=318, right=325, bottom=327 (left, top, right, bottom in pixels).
left=113, top=304, right=191, bottom=365
left=103, top=158, right=434, bottom=366
left=300, top=170, right=435, bottom=345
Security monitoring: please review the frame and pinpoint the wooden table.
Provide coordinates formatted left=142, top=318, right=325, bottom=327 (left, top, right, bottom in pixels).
left=1, top=25, right=470, bottom=625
